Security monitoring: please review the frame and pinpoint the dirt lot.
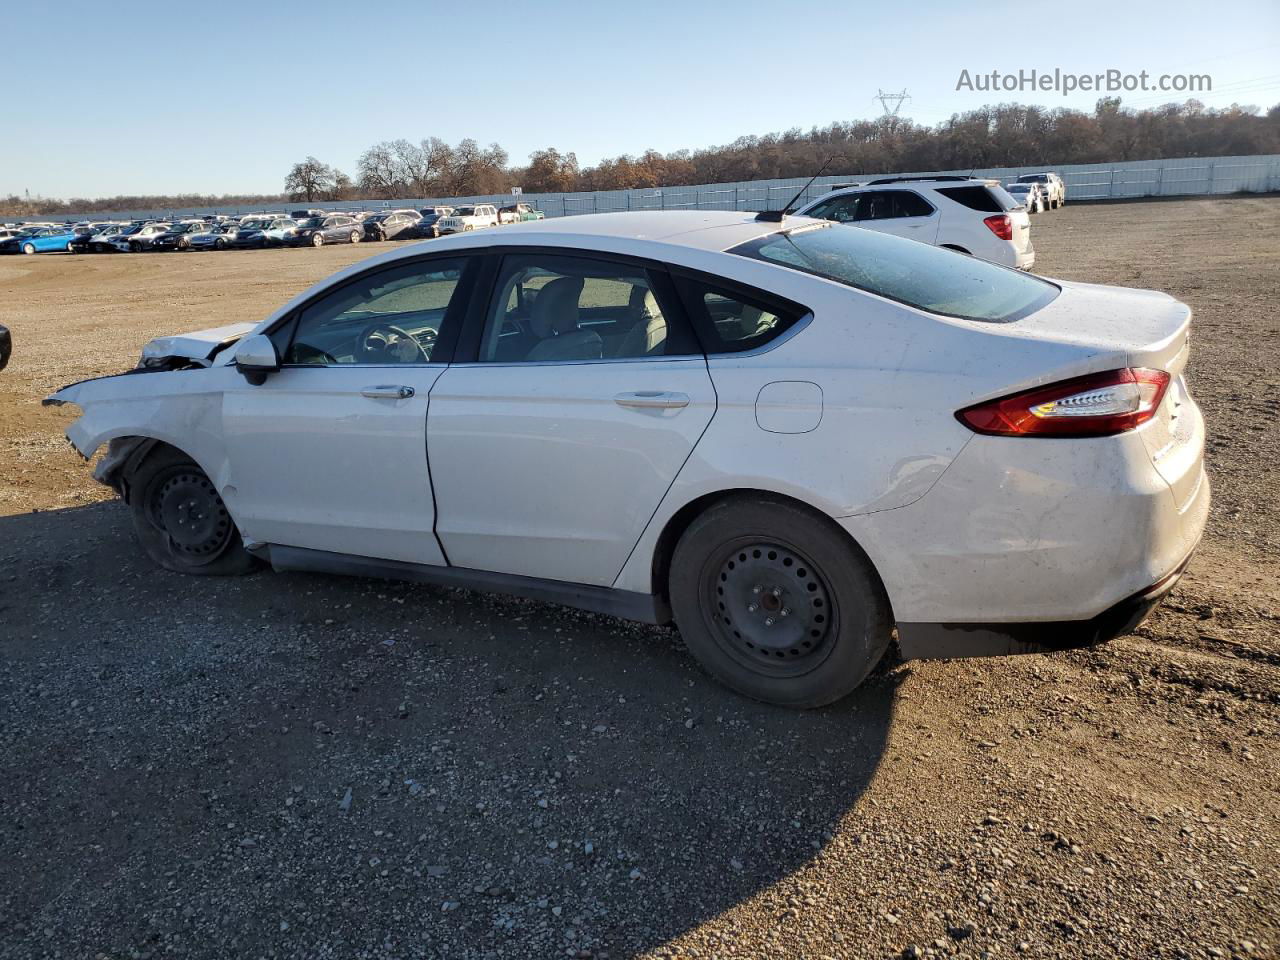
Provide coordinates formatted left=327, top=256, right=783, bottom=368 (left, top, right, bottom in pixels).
left=1, top=198, right=1277, bottom=960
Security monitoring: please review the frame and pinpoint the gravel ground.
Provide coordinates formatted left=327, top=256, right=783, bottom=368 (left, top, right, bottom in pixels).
left=1, top=198, right=1277, bottom=959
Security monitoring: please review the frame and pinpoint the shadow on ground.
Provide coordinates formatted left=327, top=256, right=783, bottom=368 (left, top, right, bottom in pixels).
left=0, top=502, right=899, bottom=959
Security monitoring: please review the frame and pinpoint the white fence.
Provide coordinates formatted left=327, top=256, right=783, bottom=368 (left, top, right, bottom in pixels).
left=41, top=154, right=1280, bottom=223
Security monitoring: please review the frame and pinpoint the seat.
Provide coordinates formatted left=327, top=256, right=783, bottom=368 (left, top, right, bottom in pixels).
left=615, top=286, right=667, bottom=357
left=525, top=277, right=603, bottom=362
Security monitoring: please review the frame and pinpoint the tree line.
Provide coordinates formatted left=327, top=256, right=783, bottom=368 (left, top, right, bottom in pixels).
left=5, top=98, right=1277, bottom=216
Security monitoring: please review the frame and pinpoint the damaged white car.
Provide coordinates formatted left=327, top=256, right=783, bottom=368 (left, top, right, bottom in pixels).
left=47, top=211, right=1208, bottom=707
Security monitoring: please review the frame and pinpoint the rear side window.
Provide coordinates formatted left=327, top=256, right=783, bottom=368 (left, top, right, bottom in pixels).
left=892, top=190, right=935, bottom=218
left=730, top=224, right=1058, bottom=324
left=674, top=275, right=806, bottom=354
left=935, top=186, right=1005, bottom=213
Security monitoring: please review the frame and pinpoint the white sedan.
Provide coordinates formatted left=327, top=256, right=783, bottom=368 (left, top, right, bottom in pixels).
left=46, top=211, right=1208, bottom=707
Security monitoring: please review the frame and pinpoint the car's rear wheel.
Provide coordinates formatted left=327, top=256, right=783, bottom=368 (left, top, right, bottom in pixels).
left=669, top=497, right=892, bottom=708
left=66, top=242, right=75, bottom=253
left=215, top=238, right=226, bottom=250
left=128, top=447, right=257, bottom=576
left=349, top=230, right=361, bottom=244
left=312, top=233, right=325, bottom=247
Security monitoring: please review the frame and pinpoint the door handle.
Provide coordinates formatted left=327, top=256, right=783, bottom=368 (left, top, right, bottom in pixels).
left=361, top=385, right=415, bottom=399
left=614, top=391, right=690, bottom=410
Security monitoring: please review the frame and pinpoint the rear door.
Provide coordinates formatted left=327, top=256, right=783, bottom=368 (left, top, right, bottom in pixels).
left=856, top=190, right=940, bottom=243
left=427, top=251, right=716, bottom=586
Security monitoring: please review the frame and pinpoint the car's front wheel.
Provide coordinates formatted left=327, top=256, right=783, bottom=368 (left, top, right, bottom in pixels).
left=128, top=447, right=257, bottom=576
left=21, top=243, right=35, bottom=255
left=312, top=233, right=325, bottom=247
left=669, top=497, right=892, bottom=708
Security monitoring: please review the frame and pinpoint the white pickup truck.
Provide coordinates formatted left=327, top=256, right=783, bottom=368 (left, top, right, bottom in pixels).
left=1015, top=172, right=1066, bottom=209
left=436, top=204, right=499, bottom=234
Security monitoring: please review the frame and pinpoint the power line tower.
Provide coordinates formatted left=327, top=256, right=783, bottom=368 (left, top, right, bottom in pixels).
left=875, top=89, right=911, bottom=118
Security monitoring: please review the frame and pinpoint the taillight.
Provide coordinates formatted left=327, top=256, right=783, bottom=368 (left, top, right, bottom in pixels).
left=957, top=368, right=1171, bottom=438
left=983, top=214, right=1013, bottom=240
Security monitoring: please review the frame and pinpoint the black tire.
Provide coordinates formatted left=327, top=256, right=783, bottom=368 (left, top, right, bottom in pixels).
left=669, top=496, right=892, bottom=708
left=127, top=446, right=258, bottom=576
left=215, top=238, right=226, bottom=250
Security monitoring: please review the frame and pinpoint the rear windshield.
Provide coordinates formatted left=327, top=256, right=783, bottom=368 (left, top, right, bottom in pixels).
left=730, top=224, right=1058, bottom=323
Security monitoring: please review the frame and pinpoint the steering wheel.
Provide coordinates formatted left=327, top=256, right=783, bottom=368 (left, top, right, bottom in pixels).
left=357, top=321, right=431, bottom=363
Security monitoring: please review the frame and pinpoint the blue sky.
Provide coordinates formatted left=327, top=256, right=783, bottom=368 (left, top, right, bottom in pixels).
left=2, top=0, right=1277, bottom=198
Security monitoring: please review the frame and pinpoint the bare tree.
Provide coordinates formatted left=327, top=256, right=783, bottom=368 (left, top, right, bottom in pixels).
left=284, top=157, right=336, bottom=203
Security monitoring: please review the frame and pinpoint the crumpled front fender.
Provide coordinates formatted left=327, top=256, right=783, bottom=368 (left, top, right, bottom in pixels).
left=44, top=366, right=237, bottom=495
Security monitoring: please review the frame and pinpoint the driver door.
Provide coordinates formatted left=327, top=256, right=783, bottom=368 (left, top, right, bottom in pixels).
left=220, top=255, right=475, bottom=565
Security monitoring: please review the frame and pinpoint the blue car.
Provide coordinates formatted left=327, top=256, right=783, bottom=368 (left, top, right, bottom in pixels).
left=11, top=227, right=78, bottom=255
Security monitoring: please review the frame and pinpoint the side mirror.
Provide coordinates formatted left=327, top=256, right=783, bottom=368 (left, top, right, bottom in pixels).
left=234, top=333, right=280, bottom=385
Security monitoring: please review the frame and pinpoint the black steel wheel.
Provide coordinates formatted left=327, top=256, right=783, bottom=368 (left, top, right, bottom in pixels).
left=706, top=540, right=835, bottom=678
left=128, top=447, right=257, bottom=576
left=670, top=496, right=892, bottom=708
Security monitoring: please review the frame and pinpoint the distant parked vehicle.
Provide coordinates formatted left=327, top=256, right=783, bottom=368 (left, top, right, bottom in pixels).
left=111, top=222, right=172, bottom=253
left=8, top=226, right=79, bottom=254
left=498, top=202, right=544, bottom=225
left=0, top=323, right=9, bottom=370
left=0, top=226, right=48, bottom=254
left=290, top=209, right=327, bottom=220
left=188, top=222, right=241, bottom=251
left=1005, top=182, right=1046, bottom=214
left=406, top=207, right=454, bottom=239
left=794, top=176, right=1035, bottom=270
left=436, top=204, right=499, bottom=234
left=362, top=210, right=422, bottom=241
left=288, top=214, right=365, bottom=247
left=232, top=218, right=295, bottom=249
left=70, top=222, right=126, bottom=253
left=151, top=221, right=215, bottom=251
left=1016, top=172, right=1066, bottom=209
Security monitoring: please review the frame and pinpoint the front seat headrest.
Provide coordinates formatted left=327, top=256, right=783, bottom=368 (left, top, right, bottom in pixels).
left=529, top=276, right=585, bottom=339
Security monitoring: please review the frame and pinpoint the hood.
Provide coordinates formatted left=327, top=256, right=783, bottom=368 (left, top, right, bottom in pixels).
left=140, top=321, right=258, bottom=366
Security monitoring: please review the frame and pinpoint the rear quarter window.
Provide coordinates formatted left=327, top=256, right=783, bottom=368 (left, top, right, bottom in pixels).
left=935, top=186, right=1009, bottom=213
left=730, top=224, right=1058, bottom=324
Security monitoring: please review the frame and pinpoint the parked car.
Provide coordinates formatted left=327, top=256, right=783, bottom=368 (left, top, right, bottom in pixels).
left=70, top=222, right=127, bottom=253
left=46, top=210, right=1207, bottom=708
left=435, top=204, right=499, bottom=234
left=231, top=217, right=296, bottom=249
left=188, top=222, right=241, bottom=251
left=1005, top=181, right=1047, bottom=214
left=407, top=206, right=455, bottom=239
left=794, top=176, right=1035, bottom=270
left=0, top=322, right=10, bottom=370
left=498, top=202, right=545, bottom=225
left=1016, top=172, right=1066, bottom=208
left=8, top=226, right=79, bottom=254
left=290, top=209, right=327, bottom=220
left=287, top=214, right=365, bottom=247
left=111, top=222, right=172, bottom=253
left=0, top=226, right=53, bottom=254
left=151, top=221, right=215, bottom=251
left=362, top=210, right=422, bottom=241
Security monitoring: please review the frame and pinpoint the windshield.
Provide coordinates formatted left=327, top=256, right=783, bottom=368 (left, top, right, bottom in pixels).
left=730, top=224, right=1058, bottom=323
left=1006, top=184, right=1029, bottom=193
left=1018, top=174, right=1049, bottom=183
left=452, top=207, right=475, bottom=216
left=299, top=217, right=324, bottom=228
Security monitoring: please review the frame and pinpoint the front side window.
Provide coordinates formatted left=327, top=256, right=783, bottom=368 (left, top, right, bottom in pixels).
left=284, top=258, right=469, bottom=365
left=803, top=193, right=861, bottom=223
left=478, top=254, right=693, bottom=363
left=730, top=224, right=1058, bottom=323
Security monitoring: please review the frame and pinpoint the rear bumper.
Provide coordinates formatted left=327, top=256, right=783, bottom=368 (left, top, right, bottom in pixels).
left=896, top=551, right=1192, bottom=659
